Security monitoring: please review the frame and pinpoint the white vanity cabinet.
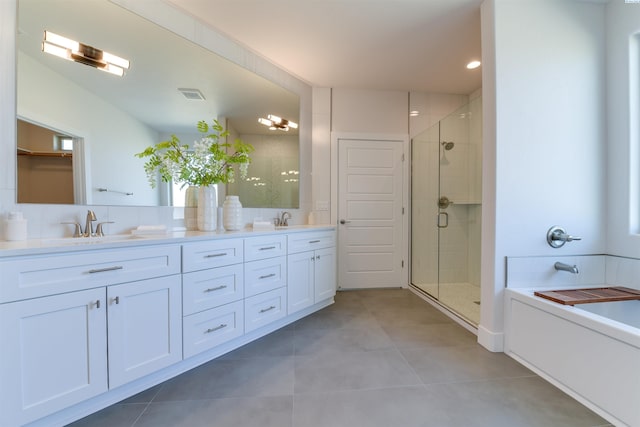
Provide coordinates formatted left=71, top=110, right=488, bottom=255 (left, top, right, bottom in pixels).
left=0, top=244, right=181, bottom=427
left=182, top=238, right=245, bottom=359
left=244, top=235, right=288, bottom=332
left=106, top=275, right=182, bottom=388
left=287, top=231, right=336, bottom=314
left=0, top=288, right=108, bottom=427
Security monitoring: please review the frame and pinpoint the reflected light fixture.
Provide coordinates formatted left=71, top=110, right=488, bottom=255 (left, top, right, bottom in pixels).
left=466, top=60, right=481, bottom=70
left=42, top=31, right=130, bottom=77
left=258, top=114, right=298, bottom=131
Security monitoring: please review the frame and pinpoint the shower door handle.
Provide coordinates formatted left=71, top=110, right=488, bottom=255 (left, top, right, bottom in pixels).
left=437, top=212, right=449, bottom=228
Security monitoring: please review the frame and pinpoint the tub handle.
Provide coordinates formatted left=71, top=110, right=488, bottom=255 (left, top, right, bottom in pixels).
left=547, top=226, right=582, bottom=248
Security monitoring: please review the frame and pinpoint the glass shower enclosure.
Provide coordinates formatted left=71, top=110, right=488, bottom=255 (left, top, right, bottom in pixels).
left=411, top=97, right=482, bottom=326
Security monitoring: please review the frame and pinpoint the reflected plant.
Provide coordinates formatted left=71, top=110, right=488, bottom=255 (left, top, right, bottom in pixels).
left=136, top=119, right=254, bottom=188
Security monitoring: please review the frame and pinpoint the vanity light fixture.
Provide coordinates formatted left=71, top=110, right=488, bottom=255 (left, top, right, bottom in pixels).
left=466, top=60, right=481, bottom=70
left=258, top=114, right=298, bottom=131
left=42, top=31, right=130, bottom=77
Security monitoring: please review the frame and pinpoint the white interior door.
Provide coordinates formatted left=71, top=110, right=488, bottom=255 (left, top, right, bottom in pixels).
left=337, top=138, right=405, bottom=289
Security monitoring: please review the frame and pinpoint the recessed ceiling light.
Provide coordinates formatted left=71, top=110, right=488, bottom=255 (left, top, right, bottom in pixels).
left=466, top=60, right=481, bottom=70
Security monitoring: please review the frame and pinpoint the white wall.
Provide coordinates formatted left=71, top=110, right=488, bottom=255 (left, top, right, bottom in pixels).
left=480, top=0, right=606, bottom=350
left=332, top=89, right=409, bottom=134
left=606, top=2, right=640, bottom=257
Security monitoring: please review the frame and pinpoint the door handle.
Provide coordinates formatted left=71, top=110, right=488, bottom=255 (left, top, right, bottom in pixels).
left=437, top=212, right=449, bottom=228
left=339, top=219, right=351, bottom=224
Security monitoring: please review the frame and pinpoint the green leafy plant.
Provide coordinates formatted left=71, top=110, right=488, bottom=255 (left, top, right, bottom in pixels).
left=136, top=119, right=254, bottom=188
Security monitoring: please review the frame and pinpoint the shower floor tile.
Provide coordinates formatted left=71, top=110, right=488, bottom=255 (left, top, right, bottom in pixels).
left=413, top=281, right=481, bottom=325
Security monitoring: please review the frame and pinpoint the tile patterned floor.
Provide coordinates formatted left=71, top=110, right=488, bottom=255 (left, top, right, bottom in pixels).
left=68, top=289, right=611, bottom=427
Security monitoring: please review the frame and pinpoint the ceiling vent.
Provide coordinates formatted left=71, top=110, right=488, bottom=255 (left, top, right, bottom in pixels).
left=178, top=88, right=205, bottom=101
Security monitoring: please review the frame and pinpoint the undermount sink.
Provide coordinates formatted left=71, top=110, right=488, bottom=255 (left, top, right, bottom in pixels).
left=42, top=234, right=141, bottom=246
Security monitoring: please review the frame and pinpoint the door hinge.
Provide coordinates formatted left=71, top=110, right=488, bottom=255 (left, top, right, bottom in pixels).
left=402, top=153, right=405, bottom=162
left=401, top=260, right=405, bottom=268
left=402, top=207, right=405, bottom=214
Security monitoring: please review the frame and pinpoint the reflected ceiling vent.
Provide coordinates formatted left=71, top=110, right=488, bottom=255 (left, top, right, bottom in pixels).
left=178, top=88, right=206, bottom=101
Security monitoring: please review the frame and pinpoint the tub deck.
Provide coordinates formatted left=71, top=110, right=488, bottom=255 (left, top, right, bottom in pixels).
left=534, top=286, right=640, bottom=305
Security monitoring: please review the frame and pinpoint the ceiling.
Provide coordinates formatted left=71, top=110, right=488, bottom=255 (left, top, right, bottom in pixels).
left=166, top=0, right=483, bottom=95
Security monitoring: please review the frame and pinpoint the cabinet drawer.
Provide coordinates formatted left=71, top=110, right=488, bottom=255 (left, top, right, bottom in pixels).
left=183, top=264, right=244, bottom=315
left=182, top=238, right=243, bottom=272
left=244, top=256, right=286, bottom=298
left=244, top=287, right=286, bottom=333
left=244, top=235, right=287, bottom=261
left=183, top=300, right=244, bottom=359
left=0, top=245, right=181, bottom=303
left=287, top=231, right=335, bottom=254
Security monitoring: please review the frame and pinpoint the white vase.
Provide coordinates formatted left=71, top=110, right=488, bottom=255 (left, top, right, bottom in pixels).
left=184, top=186, right=199, bottom=230
left=197, top=185, right=218, bottom=231
left=223, top=195, right=243, bottom=231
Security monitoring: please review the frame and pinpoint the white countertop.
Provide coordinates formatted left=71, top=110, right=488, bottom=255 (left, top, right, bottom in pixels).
left=0, top=225, right=335, bottom=258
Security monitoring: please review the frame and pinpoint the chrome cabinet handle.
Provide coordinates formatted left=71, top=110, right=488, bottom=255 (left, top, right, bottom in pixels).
left=259, top=273, right=276, bottom=279
left=204, top=285, right=227, bottom=293
left=259, top=246, right=276, bottom=251
left=259, top=305, right=276, bottom=313
left=205, top=324, right=227, bottom=334
left=111, top=296, right=120, bottom=305
left=316, top=255, right=321, bottom=260
left=339, top=220, right=351, bottom=225
left=309, top=240, right=321, bottom=243
left=87, top=266, right=123, bottom=274
left=205, top=252, right=227, bottom=258
left=91, top=300, right=101, bottom=309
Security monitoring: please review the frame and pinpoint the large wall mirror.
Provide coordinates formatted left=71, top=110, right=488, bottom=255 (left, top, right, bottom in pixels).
left=17, top=0, right=300, bottom=208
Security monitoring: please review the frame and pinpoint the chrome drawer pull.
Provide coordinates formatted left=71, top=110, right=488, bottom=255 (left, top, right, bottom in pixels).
left=259, top=246, right=276, bottom=251
left=204, top=285, right=227, bottom=293
left=205, top=252, right=227, bottom=258
left=205, top=324, right=227, bottom=334
left=111, top=296, right=120, bottom=305
left=309, top=240, right=321, bottom=244
left=259, top=305, right=276, bottom=313
left=259, top=273, right=276, bottom=279
left=91, top=300, right=101, bottom=309
left=87, top=266, right=123, bottom=274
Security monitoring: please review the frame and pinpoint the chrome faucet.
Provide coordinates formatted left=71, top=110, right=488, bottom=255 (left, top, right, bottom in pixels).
left=554, top=262, right=579, bottom=274
left=278, top=211, right=291, bottom=227
left=84, top=210, right=97, bottom=237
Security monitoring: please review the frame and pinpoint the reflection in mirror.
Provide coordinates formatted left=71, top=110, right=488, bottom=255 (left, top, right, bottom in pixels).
left=17, top=0, right=299, bottom=208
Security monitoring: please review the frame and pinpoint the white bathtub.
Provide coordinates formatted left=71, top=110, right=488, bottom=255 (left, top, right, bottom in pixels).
left=505, top=288, right=640, bottom=427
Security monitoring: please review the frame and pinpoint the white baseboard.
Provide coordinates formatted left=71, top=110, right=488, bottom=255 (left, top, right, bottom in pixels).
left=477, top=324, right=504, bottom=352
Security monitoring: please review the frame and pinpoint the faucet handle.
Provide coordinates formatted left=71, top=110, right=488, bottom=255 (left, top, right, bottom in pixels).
left=95, top=221, right=114, bottom=237
left=61, top=221, right=83, bottom=238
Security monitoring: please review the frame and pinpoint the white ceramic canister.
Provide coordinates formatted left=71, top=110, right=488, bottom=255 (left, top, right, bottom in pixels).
left=223, top=196, right=243, bottom=231
left=5, top=211, right=28, bottom=241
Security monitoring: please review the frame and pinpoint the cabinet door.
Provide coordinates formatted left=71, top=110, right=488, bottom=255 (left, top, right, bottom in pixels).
left=0, top=288, right=107, bottom=427
left=107, top=275, right=182, bottom=388
left=314, top=247, right=337, bottom=302
left=287, top=251, right=314, bottom=314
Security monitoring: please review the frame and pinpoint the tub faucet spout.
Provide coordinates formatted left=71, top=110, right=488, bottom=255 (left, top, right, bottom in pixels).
left=554, top=262, right=579, bottom=274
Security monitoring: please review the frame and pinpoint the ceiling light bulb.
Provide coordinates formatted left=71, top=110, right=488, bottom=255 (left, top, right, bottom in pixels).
left=466, top=60, right=481, bottom=69
left=258, top=117, right=272, bottom=126
left=288, top=121, right=298, bottom=129
left=409, top=110, right=419, bottom=117
left=268, top=114, right=282, bottom=124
